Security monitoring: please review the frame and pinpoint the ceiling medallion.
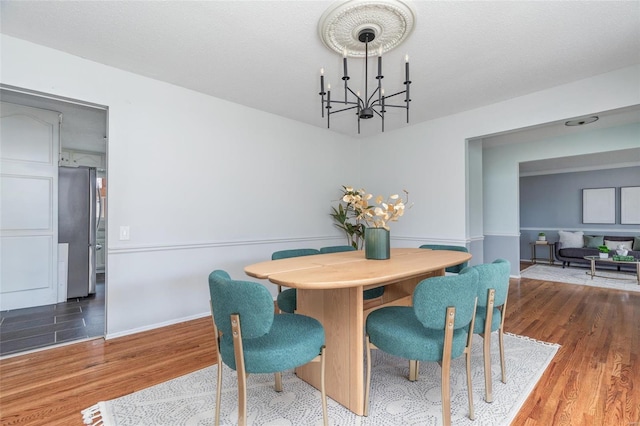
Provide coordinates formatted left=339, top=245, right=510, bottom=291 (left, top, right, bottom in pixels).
left=317, top=0, right=416, bottom=133
left=318, top=0, right=416, bottom=57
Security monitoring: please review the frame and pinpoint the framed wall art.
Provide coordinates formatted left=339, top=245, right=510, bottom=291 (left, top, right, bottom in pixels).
left=582, top=187, right=615, bottom=224
left=620, top=186, right=640, bottom=224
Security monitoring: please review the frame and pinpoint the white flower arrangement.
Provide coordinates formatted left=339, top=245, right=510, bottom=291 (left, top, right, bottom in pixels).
left=342, top=187, right=408, bottom=231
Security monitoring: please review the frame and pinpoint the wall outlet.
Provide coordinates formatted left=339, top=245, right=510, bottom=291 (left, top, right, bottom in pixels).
left=119, top=226, right=130, bottom=241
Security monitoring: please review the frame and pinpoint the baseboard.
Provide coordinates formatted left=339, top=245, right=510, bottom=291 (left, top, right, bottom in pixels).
left=105, top=312, right=211, bottom=340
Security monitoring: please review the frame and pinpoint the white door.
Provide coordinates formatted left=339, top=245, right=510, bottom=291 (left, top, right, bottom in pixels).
left=1, top=102, right=62, bottom=310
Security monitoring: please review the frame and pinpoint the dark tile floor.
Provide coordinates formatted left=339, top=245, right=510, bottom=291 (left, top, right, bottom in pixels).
left=0, top=274, right=105, bottom=357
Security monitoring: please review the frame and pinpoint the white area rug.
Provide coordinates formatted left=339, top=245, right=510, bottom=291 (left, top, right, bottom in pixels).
left=82, top=333, right=558, bottom=426
left=520, top=263, right=640, bottom=293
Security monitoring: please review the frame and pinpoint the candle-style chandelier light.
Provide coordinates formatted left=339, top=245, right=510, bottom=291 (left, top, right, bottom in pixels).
left=317, top=0, right=416, bottom=133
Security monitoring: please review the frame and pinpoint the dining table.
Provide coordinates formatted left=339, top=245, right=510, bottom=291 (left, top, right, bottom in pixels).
left=244, top=247, right=472, bottom=416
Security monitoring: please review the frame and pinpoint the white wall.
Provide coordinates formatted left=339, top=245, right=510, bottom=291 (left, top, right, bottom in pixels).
left=1, top=35, right=359, bottom=336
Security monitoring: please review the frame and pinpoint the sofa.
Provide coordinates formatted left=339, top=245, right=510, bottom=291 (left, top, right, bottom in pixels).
left=555, top=232, right=640, bottom=271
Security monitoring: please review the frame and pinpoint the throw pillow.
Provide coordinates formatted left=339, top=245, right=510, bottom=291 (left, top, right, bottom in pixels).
left=583, top=235, right=604, bottom=249
left=634, top=236, right=640, bottom=251
left=604, top=239, right=634, bottom=250
left=558, top=230, right=584, bottom=248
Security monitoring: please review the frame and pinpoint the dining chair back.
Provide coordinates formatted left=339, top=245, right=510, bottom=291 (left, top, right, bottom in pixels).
left=364, top=267, right=479, bottom=425
left=271, top=248, right=321, bottom=313
left=319, top=245, right=356, bottom=254
left=208, top=269, right=328, bottom=426
left=418, top=244, right=469, bottom=273
left=471, top=258, right=511, bottom=402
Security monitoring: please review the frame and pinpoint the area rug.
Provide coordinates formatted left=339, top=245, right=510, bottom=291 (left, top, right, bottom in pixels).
left=82, top=333, right=558, bottom=426
left=520, top=263, right=640, bottom=293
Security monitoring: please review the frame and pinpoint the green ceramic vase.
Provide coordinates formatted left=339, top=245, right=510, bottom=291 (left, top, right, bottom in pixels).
left=365, top=227, right=390, bottom=260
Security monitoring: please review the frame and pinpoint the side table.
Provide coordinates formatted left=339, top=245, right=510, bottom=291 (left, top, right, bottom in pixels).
left=530, top=242, right=556, bottom=265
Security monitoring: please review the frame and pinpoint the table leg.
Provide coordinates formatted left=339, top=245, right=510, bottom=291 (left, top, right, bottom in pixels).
left=296, top=286, right=365, bottom=415
left=294, top=272, right=440, bottom=416
left=531, top=244, right=536, bottom=264
left=590, top=258, right=595, bottom=280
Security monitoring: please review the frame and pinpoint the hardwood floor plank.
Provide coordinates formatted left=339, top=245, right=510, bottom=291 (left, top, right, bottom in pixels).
left=509, top=278, right=640, bottom=425
left=1, top=317, right=217, bottom=426
left=1, top=274, right=639, bottom=425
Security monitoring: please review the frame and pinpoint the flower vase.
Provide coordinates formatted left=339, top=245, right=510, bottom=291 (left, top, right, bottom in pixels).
left=365, top=228, right=390, bottom=260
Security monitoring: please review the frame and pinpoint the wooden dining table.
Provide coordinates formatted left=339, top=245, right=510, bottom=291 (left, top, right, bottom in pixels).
left=244, top=247, right=472, bottom=416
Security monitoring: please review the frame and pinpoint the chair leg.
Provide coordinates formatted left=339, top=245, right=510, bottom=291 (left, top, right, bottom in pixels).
left=483, top=289, right=496, bottom=403
left=409, top=360, right=419, bottom=381
left=499, top=297, right=508, bottom=384
left=364, top=336, right=373, bottom=416
left=441, top=358, right=451, bottom=426
left=231, top=314, right=247, bottom=426
left=482, top=334, right=492, bottom=403
left=319, top=346, right=328, bottom=426
left=210, top=302, right=223, bottom=426
left=465, top=339, right=475, bottom=421
left=215, top=351, right=223, bottom=426
left=499, top=326, right=507, bottom=383
left=467, top=297, right=477, bottom=421
left=441, top=307, right=455, bottom=426
left=237, top=370, right=247, bottom=426
left=274, top=372, right=282, bottom=392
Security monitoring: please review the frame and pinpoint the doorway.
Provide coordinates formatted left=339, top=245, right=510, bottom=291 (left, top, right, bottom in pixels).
left=0, top=87, right=108, bottom=356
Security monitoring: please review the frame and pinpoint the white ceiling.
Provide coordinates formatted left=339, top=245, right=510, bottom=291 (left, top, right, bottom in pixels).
left=1, top=0, right=639, bottom=139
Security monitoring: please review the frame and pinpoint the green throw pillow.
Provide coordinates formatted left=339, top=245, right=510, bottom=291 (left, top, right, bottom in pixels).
left=634, top=236, right=640, bottom=251
left=583, top=235, right=604, bottom=249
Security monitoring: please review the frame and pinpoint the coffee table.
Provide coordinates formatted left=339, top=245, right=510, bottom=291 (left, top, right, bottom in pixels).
left=583, top=256, right=640, bottom=285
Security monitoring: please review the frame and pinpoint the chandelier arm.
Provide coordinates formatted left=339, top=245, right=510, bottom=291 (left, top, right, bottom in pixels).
left=383, top=104, right=409, bottom=109
left=381, top=89, right=407, bottom=99
left=328, top=99, right=360, bottom=107
left=329, top=105, right=359, bottom=115
left=366, top=87, right=380, bottom=107
left=345, top=86, right=364, bottom=106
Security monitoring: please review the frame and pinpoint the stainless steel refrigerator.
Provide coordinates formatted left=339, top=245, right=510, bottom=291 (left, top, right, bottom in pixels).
left=58, top=166, right=97, bottom=298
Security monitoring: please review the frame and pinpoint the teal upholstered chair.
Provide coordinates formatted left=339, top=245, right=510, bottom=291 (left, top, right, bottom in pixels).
left=364, top=268, right=479, bottom=425
left=471, top=258, right=511, bottom=403
left=320, top=245, right=384, bottom=300
left=208, top=270, right=328, bottom=426
left=319, top=245, right=356, bottom=254
left=272, top=249, right=321, bottom=313
left=419, top=244, right=469, bottom=273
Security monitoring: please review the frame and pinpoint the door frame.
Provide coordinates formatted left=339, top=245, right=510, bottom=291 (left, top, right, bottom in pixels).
left=1, top=83, right=109, bottom=332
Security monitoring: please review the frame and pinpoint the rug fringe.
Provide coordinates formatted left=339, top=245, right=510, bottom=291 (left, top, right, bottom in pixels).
left=81, top=403, right=104, bottom=426
left=505, top=332, right=561, bottom=348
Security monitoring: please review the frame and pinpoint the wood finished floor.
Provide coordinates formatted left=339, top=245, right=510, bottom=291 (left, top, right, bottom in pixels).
left=1, top=264, right=638, bottom=426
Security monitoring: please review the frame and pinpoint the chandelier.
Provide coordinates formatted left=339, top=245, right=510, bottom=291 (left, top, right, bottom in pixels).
left=317, top=0, right=416, bottom=133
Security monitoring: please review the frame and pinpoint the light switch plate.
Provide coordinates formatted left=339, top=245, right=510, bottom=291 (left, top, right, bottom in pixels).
left=119, top=226, right=130, bottom=241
